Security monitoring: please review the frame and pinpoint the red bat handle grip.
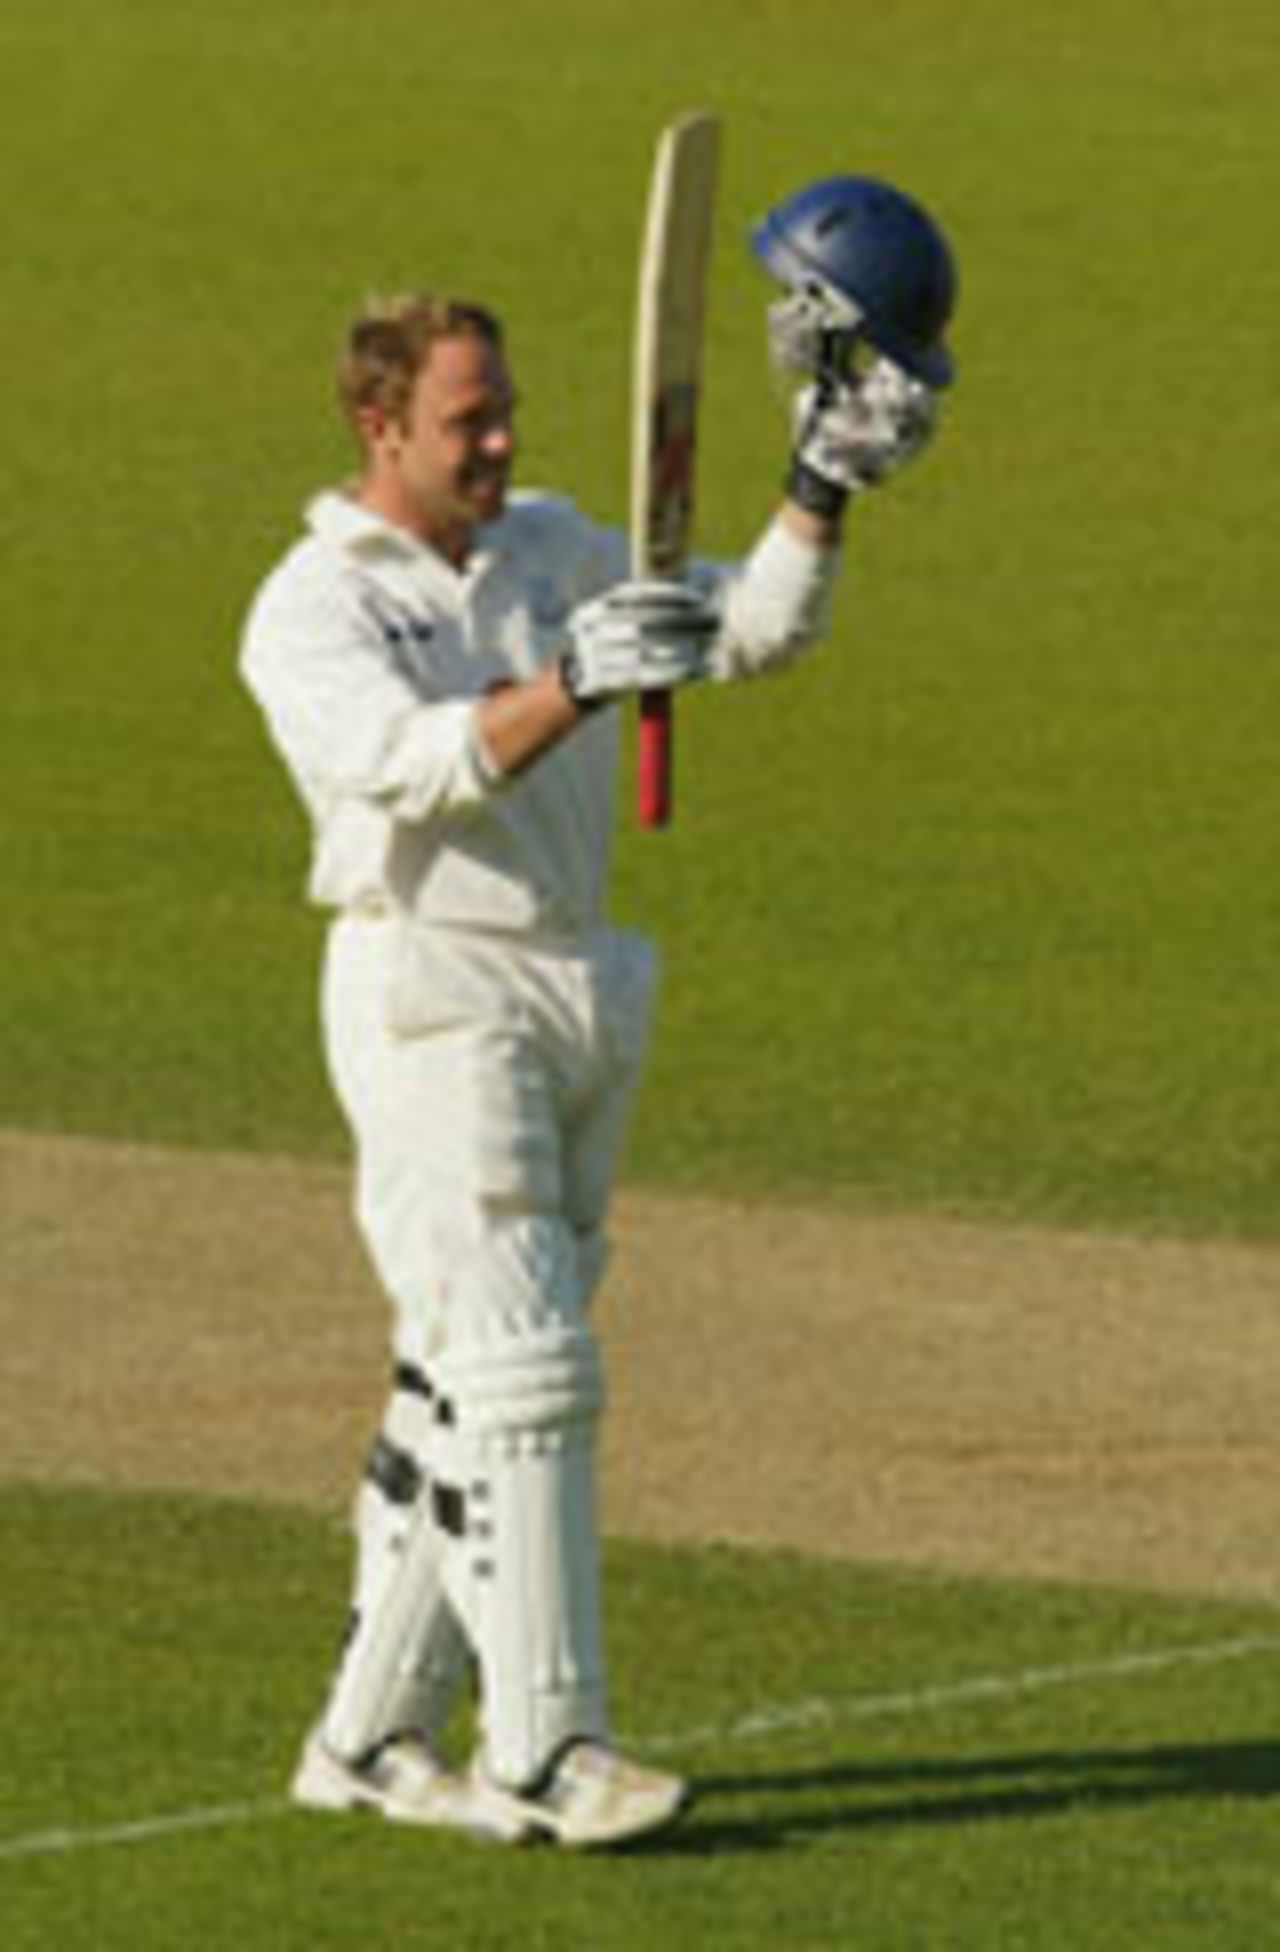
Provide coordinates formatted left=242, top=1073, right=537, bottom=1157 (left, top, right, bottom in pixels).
left=637, top=691, right=673, bottom=827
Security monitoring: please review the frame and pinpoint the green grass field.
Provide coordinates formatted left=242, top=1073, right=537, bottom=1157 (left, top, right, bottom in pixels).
left=4, top=0, right=1280, bottom=1943
left=4, top=0, right=1279, bottom=1233
left=3, top=1485, right=1280, bottom=1950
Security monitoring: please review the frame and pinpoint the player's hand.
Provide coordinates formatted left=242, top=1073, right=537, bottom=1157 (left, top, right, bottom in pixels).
left=789, top=358, right=939, bottom=513
left=560, top=579, right=721, bottom=709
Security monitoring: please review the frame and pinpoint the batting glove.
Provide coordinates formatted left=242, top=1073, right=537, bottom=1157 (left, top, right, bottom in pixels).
left=560, top=579, right=721, bottom=710
left=788, top=358, right=939, bottom=518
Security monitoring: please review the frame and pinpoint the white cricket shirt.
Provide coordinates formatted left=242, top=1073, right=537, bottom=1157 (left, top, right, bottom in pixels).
left=241, top=487, right=836, bottom=938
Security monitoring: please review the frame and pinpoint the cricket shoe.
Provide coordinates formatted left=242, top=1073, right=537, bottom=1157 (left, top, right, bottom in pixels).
left=484, top=1740, right=690, bottom=1850
left=291, top=1727, right=535, bottom=1844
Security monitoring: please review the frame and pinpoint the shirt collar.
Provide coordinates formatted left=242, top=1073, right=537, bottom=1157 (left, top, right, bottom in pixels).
left=307, top=489, right=424, bottom=560
left=306, top=488, right=506, bottom=586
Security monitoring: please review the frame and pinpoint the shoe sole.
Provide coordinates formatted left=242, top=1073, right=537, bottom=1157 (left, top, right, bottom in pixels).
left=292, top=1745, right=536, bottom=1845
left=518, top=1778, right=693, bottom=1850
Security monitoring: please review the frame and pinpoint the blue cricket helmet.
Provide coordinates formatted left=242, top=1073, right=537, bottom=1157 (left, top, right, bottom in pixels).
left=751, top=174, right=957, bottom=387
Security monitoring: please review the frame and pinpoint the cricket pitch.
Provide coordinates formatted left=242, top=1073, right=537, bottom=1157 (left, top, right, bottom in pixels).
left=4, top=1128, right=1280, bottom=1603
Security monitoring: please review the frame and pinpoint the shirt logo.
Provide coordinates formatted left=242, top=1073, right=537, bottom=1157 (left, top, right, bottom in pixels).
left=382, top=618, right=435, bottom=647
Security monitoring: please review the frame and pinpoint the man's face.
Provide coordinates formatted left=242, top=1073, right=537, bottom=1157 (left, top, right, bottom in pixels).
left=365, top=332, right=517, bottom=555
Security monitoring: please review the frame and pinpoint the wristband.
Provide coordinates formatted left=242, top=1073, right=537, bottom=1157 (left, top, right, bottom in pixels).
left=785, top=455, right=850, bottom=521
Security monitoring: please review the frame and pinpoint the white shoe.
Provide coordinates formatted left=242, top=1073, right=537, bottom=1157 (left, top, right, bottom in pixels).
left=291, top=1728, right=534, bottom=1845
left=489, top=1740, right=690, bottom=1849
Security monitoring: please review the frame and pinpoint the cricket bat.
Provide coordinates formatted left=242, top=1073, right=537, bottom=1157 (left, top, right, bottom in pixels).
left=630, top=110, right=721, bottom=828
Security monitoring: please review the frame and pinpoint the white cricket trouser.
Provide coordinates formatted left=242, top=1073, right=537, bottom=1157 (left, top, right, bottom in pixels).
left=321, top=913, right=656, bottom=1351
left=318, top=911, right=657, bottom=1783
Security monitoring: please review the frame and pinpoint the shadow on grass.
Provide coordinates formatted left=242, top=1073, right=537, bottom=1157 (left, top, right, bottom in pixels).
left=659, top=1739, right=1280, bottom=1856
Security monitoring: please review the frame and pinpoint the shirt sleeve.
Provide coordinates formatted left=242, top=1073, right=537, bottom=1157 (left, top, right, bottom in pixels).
left=240, top=554, right=502, bottom=830
left=701, top=514, right=842, bottom=681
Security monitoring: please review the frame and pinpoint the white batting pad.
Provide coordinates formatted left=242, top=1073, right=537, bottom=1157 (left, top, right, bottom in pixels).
left=321, top=1385, right=469, bottom=1762
left=435, top=1321, right=609, bottom=1788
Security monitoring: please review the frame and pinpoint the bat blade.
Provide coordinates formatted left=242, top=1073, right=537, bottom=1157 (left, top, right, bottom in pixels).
left=630, top=110, right=721, bottom=829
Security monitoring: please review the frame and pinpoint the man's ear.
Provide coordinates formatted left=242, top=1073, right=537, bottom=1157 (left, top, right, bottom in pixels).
left=355, top=403, right=401, bottom=454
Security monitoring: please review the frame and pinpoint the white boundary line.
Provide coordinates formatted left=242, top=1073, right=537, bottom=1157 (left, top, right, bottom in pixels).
left=0, top=1798, right=291, bottom=1863
left=641, top=1631, right=1280, bottom=1754
left=3, top=1633, right=1279, bottom=1863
